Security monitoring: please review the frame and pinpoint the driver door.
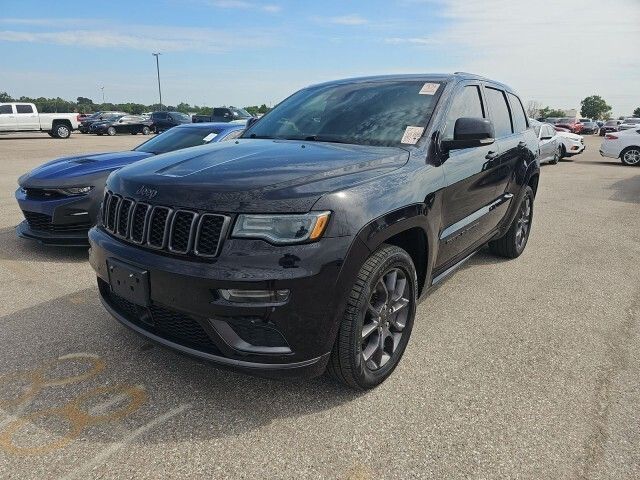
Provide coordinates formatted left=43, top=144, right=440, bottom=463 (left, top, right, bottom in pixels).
left=437, top=83, right=503, bottom=269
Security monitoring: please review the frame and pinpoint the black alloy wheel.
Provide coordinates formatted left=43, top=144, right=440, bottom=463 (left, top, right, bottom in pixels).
left=327, top=244, right=417, bottom=389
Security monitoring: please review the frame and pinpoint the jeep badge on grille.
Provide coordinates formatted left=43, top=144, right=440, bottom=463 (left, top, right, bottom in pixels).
left=135, top=185, right=158, bottom=199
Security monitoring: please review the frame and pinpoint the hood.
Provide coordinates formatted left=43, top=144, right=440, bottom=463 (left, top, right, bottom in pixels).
left=19, top=151, right=154, bottom=187
left=108, top=139, right=409, bottom=213
left=557, top=131, right=582, bottom=140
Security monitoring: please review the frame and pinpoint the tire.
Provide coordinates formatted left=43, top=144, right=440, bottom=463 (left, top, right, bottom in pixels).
left=620, top=147, right=640, bottom=166
left=488, top=186, right=534, bottom=259
left=107, top=127, right=116, bottom=136
left=599, top=129, right=605, bottom=137
left=51, top=123, right=71, bottom=139
left=327, top=244, right=417, bottom=390
left=550, top=148, right=560, bottom=164
left=559, top=144, right=566, bottom=159
left=47, top=132, right=55, bottom=137
left=130, top=131, right=138, bottom=135
left=142, top=126, right=151, bottom=135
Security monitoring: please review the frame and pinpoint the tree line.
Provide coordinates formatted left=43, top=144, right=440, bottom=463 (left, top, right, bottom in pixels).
left=527, top=95, right=639, bottom=121
left=0, top=92, right=270, bottom=116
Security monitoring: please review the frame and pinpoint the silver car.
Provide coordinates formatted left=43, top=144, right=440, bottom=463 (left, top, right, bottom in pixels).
left=530, top=119, right=562, bottom=164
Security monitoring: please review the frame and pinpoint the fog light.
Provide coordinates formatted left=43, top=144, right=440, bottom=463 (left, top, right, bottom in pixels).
left=218, top=289, right=290, bottom=304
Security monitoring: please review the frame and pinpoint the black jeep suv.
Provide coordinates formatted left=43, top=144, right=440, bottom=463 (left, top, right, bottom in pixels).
left=89, top=73, right=539, bottom=389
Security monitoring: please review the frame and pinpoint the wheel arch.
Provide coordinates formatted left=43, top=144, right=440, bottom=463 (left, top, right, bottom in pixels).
left=355, top=203, right=437, bottom=297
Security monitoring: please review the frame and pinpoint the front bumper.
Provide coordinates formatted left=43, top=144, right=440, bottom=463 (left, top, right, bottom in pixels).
left=15, top=187, right=102, bottom=246
left=565, top=142, right=585, bottom=156
left=88, top=227, right=367, bottom=378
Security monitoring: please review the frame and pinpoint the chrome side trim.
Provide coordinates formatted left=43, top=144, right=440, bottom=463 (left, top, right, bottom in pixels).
left=440, top=193, right=513, bottom=242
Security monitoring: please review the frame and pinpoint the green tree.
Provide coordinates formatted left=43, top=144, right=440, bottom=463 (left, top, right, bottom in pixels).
left=633, top=107, right=640, bottom=117
left=537, top=106, right=565, bottom=119
left=258, top=104, right=269, bottom=114
left=580, top=95, right=611, bottom=120
left=0, top=92, right=13, bottom=102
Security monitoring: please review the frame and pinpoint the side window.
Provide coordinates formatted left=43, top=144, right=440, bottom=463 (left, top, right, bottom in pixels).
left=0, top=105, right=13, bottom=114
left=443, top=85, right=484, bottom=140
left=485, top=87, right=513, bottom=138
left=16, top=104, right=34, bottom=114
left=507, top=93, right=527, bottom=133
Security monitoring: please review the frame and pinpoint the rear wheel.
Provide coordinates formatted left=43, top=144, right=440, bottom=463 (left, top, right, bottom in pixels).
left=621, top=147, right=640, bottom=166
left=107, top=127, right=116, bottom=136
left=489, top=186, right=534, bottom=258
left=327, top=244, right=417, bottom=390
left=51, top=123, right=71, bottom=139
left=142, top=126, right=151, bottom=135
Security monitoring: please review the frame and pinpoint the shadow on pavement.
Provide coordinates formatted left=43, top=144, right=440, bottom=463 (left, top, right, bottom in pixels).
left=0, top=288, right=361, bottom=456
left=608, top=174, right=640, bottom=204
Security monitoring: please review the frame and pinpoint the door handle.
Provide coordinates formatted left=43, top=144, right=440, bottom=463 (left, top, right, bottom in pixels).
left=518, top=141, right=526, bottom=148
left=485, top=151, right=498, bottom=160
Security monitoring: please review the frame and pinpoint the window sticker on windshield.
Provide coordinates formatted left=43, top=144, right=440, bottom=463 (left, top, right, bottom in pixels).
left=203, top=132, right=218, bottom=142
left=419, top=83, right=440, bottom=95
left=401, top=126, right=425, bottom=144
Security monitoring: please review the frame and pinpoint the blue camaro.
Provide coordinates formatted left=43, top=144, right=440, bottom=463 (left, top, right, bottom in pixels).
left=16, top=122, right=244, bottom=246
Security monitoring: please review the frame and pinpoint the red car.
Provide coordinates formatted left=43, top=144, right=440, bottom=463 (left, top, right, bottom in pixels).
left=555, top=117, right=583, bottom=134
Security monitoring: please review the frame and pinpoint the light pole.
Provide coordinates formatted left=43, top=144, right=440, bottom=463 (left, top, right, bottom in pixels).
left=152, top=53, right=163, bottom=110
left=100, top=86, right=105, bottom=104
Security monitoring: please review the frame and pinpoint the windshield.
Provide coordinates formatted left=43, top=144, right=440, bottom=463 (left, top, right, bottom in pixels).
left=232, top=108, right=252, bottom=118
left=605, top=120, right=618, bottom=125
left=171, top=112, right=191, bottom=122
left=558, top=117, right=574, bottom=123
left=242, top=80, right=443, bottom=147
left=134, top=127, right=227, bottom=154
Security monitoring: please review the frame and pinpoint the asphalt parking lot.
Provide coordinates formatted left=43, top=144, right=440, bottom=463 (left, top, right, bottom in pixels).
left=0, top=132, right=638, bottom=479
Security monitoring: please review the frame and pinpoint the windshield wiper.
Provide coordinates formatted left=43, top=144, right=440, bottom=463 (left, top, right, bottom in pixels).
left=248, top=133, right=277, bottom=139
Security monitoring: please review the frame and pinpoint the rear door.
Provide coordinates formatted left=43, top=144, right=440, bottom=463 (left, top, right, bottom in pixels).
left=437, top=83, right=506, bottom=268
left=15, top=104, right=39, bottom=130
left=484, top=87, right=530, bottom=197
left=0, top=104, right=17, bottom=131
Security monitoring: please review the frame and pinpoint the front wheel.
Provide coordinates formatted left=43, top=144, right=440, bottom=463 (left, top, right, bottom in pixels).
left=620, top=147, right=640, bottom=166
left=142, top=126, right=151, bottom=135
left=550, top=148, right=560, bottom=164
left=107, top=127, right=116, bottom=136
left=327, top=244, right=417, bottom=390
left=488, top=186, right=534, bottom=258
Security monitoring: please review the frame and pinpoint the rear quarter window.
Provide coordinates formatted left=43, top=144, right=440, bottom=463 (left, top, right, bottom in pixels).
left=507, top=93, right=528, bottom=133
left=0, top=105, right=12, bottom=114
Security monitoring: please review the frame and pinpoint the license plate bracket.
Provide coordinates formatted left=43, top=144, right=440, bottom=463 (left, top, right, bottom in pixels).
left=107, top=258, right=150, bottom=306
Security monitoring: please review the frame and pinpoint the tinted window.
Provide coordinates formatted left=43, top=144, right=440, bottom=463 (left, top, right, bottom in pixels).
left=244, top=80, right=442, bottom=147
left=16, top=104, right=33, bottom=114
left=507, top=93, right=527, bottom=133
left=485, top=87, right=512, bottom=137
left=0, top=105, right=12, bottom=114
left=443, top=85, right=484, bottom=140
left=543, top=125, right=555, bottom=137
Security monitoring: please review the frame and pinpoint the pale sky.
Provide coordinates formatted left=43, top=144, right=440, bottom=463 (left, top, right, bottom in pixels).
left=1, top=0, right=639, bottom=116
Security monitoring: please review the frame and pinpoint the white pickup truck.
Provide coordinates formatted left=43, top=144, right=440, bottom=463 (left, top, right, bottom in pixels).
left=0, top=102, right=79, bottom=138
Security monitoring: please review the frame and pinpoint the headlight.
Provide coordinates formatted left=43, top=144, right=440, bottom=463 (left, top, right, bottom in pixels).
left=58, top=186, right=94, bottom=195
left=232, top=211, right=331, bottom=244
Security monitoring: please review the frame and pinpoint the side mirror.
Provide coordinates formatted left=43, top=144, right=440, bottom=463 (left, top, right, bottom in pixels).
left=441, top=117, right=495, bottom=151
left=540, top=135, right=553, bottom=140
left=246, top=117, right=259, bottom=129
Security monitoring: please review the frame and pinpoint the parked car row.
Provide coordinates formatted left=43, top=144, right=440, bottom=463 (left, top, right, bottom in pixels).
left=529, top=119, right=586, bottom=164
